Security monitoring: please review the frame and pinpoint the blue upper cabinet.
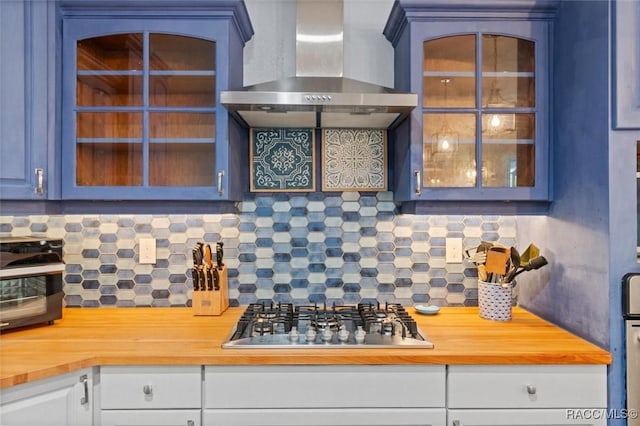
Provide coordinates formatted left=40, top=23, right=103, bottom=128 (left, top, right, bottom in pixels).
left=0, top=0, right=56, bottom=200
left=384, top=1, right=557, bottom=213
left=613, top=0, right=640, bottom=129
left=59, top=0, right=253, bottom=201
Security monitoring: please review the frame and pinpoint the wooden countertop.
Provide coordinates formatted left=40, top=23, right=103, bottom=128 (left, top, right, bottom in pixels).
left=0, top=306, right=610, bottom=388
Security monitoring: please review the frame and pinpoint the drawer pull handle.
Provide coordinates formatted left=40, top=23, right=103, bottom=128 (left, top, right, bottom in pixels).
left=143, top=384, right=153, bottom=396
left=80, top=374, right=89, bottom=405
left=452, top=421, right=461, bottom=426
left=187, top=421, right=195, bottom=426
left=526, top=384, right=537, bottom=395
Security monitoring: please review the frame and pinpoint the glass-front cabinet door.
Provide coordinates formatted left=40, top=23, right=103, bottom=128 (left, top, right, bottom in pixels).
left=62, top=14, right=250, bottom=200
left=385, top=15, right=551, bottom=205
left=423, top=34, right=536, bottom=190
left=75, top=33, right=216, bottom=188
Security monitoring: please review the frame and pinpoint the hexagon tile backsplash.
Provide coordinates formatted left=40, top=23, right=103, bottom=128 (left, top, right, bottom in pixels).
left=0, top=192, right=516, bottom=307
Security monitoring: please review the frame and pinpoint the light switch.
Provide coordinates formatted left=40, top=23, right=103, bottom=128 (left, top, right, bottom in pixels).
left=139, top=238, right=156, bottom=264
left=445, top=238, right=463, bottom=263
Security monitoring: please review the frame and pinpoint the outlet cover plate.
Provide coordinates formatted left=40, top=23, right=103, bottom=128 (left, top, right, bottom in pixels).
left=445, top=238, right=463, bottom=263
left=139, top=238, right=156, bottom=264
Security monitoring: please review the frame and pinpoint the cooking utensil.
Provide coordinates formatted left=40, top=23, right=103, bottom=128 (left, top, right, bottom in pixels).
left=464, top=248, right=487, bottom=265
left=502, top=246, right=521, bottom=287
left=478, top=264, right=488, bottom=282
left=503, top=255, right=548, bottom=283
left=477, top=241, right=493, bottom=253
left=520, top=243, right=540, bottom=266
left=509, top=246, right=521, bottom=271
left=485, top=246, right=510, bottom=276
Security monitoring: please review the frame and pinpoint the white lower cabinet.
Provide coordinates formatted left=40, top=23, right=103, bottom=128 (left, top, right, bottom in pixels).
left=99, top=366, right=201, bottom=426
left=446, top=365, right=607, bottom=426
left=203, top=365, right=447, bottom=426
left=0, top=363, right=610, bottom=426
left=0, top=368, right=95, bottom=426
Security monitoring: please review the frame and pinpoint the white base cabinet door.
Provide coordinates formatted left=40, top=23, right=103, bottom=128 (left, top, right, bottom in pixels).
left=101, top=409, right=201, bottom=426
left=0, top=368, right=94, bottom=426
left=447, top=409, right=606, bottom=426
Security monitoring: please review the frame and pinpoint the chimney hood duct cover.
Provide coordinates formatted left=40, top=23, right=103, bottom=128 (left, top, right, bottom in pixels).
left=221, top=0, right=417, bottom=129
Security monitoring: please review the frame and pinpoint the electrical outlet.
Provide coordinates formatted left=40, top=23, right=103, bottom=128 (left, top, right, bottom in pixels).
left=445, top=238, right=463, bottom=263
left=139, top=238, right=156, bottom=264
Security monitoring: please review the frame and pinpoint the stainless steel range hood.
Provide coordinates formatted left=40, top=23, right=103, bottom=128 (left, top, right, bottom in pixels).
left=221, top=0, right=417, bottom=129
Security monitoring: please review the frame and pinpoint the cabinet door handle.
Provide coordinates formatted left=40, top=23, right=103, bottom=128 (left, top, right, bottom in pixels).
left=526, top=384, right=537, bottom=395
left=217, top=170, right=225, bottom=195
left=34, top=168, right=44, bottom=195
left=414, top=170, right=421, bottom=196
left=452, top=421, right=461, bottom=426
left=79, top=374, right=89, bottom=405
left=187, top=421, right=195, bottom=426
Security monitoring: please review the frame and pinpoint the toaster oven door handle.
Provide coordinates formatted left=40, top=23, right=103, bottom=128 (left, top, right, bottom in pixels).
left=0, top=263, right=65, bottom=279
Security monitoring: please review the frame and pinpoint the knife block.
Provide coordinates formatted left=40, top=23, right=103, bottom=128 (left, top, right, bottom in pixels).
left=192, top=266, right=229, bottom=316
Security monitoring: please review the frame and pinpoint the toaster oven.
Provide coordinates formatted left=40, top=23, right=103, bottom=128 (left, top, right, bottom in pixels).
left=0, top=237, right=64, bottom=332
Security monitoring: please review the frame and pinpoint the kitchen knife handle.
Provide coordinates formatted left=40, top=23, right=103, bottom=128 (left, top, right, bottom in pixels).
left=216, top=242, right=224, bottom=267
left=414, top=170, right=421, bottom=196
left=206, top=266, right=214, bottom=291
left=192, top=267, right=200, bottom=291
left=213, top=267, right=220, bottom=291
left=217, top=170, right=225, bottom=195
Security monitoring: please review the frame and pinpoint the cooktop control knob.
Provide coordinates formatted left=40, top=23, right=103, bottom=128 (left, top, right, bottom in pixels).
left=321, top=328, right=333, bottom=343
left=338, top=326, right=349, bottom=343
left=288, top=326, right=300, bottom=343
left=305, top=328, right=317, bottom=344
left=354, top=326, right=366, bottom=344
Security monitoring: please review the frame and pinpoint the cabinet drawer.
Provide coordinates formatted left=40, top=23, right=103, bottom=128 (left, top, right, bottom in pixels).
left=203, top=408, right=446, bottom=426
left=101, top=409, right=201, bottom=426
left=447, top=365, right=606, bottom=408
left=101, top=366, right=201, bottom=409
left=205, top=365, right=445, bottom=409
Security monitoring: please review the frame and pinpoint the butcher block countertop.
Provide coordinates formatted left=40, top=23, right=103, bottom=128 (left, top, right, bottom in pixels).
left=0, top=306, right=610, bottom=388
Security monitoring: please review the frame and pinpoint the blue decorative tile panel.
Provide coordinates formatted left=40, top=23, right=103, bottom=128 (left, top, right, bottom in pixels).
left=322, top=129, right=387, bottom=191
left=251, top=128, right=315, bottom=191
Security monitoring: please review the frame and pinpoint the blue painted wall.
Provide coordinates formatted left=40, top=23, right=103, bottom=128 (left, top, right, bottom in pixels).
left=518, top=0, right=610, bottom=348
left=517, top=0, right=638, bottom=421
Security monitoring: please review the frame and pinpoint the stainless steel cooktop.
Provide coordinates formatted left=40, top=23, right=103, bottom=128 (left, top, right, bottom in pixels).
left=222, top=302, right=434, bottom=349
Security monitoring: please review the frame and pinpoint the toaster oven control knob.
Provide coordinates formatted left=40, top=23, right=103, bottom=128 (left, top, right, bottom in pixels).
left=289, top=326, right=300, bottom=342
left=354, top=326, right=366, bottom=344
left=305, top=328, right=317, bottom=344
left=321, top=328, right=333, bottom=343
left=338, top=326, right=349, bottom=343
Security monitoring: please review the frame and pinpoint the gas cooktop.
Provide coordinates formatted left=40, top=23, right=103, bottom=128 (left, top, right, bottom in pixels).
left=222, top=302, right=434, bottom=348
